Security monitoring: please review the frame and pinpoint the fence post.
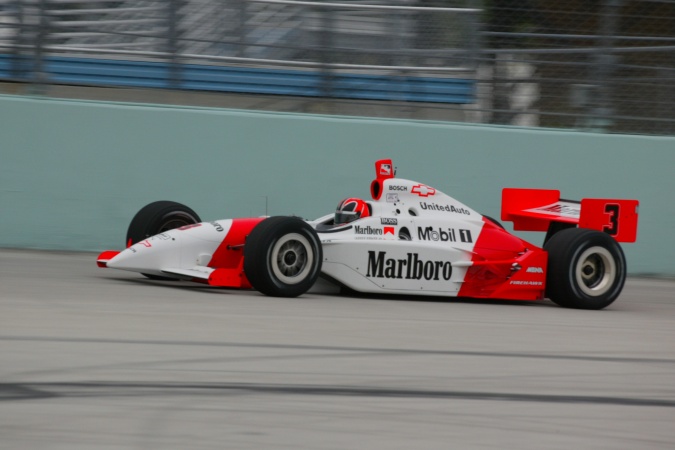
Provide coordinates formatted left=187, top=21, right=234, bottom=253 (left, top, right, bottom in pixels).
left=9, top=0, right=24, bottom=80
left=588, top=0, right=622, bottom=131
left=237, top=0, right=248, bottom=58
left=391, top=7, right=406, bottom=104
left=319, top=4, right=335, bottom=98
left=29, top=0, right=48, bottom=92
left=466, top=0, right=482, bottom=72
left=167, top=0, right=182, bottom=89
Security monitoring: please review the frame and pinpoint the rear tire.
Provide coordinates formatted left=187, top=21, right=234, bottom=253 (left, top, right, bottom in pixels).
left=244, top=217, right=322, bottom=297
left=544, top=228, right=626, bottom=310
left=126, top=201, right=201, bottom=280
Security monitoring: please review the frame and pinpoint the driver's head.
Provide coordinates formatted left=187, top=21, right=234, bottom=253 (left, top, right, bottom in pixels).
left=335, top=198, right=370, bottom=225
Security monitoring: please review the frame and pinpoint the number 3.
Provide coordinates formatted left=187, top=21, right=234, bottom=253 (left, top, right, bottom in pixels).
left=603, top=204, right=620, bottom=236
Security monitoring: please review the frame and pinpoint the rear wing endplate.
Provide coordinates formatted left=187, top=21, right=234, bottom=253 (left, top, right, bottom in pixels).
left=501, top=188, right=639, bottom=243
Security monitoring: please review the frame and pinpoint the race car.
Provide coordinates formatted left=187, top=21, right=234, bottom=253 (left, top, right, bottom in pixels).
left=97, top=159, right=639, bottom=309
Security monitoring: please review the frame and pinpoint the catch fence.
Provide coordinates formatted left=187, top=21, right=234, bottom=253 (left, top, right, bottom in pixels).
left=0, top=0, right=672, bottom=135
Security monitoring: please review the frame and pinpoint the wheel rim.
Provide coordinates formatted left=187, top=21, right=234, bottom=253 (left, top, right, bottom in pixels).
left=575, top=246, right=616, bottom=297
left=270, top=233, right=314, bottom=285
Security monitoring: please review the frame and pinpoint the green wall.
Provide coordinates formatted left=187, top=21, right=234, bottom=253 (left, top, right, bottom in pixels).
left=1, top=95, right=673, bottom=275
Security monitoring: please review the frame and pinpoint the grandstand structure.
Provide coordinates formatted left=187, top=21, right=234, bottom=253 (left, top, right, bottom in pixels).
left=0, top=1, right=477, bottom=102
left=0, top=0, right=673, bottom=135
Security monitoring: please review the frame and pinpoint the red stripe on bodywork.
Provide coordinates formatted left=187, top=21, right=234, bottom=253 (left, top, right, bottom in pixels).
left=458, top=217, right=546, bottom=301
left=97, top=250, right=121, bottom=267
left=206, top=218, right=265, bottom=288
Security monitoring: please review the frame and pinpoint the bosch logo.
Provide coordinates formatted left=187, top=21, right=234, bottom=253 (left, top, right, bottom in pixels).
left=389, top=185, right=407, bottom=191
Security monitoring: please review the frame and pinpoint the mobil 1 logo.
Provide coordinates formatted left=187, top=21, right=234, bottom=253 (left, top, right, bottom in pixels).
left=418, top=227, right=473, bottom=243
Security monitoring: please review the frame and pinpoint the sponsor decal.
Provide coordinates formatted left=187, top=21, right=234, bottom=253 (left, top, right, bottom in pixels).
left=411, top=184, right=436, bottom=197
left=384, top=227, right=395, bottom=235
left=459, top=229, right=472, bottom=243
left=380, top=164, right=392, bottom=176
left=419, top=202, right=471, bottom=215
left=381, top=218, right=398, bottom=225
left=386, top=193, right=399, bottom=203
left=355, top=225, right=383, bottom=235
left=140, top=240, right=151, bottom=248
left=389, top=185, right=407, bottom=192
left=209, top=221, right=224, bottom=232
left=527, top=203, right=580, bottom=218
left=417, top=227, right=473, bottom=243
left=509, top=280, right=543, bottom=286
left=178, top=223, right=202, bottom=231
left=366, top=251, right=452, bottom=281
left=526, top=267, right=544, bottom=273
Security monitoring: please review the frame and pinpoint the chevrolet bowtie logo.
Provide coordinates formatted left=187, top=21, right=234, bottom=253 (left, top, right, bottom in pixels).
left=411, top=184, right=436, bottom=197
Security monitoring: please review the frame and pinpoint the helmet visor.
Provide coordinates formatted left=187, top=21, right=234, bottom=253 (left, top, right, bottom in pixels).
left=335, top=210, right=360, bottom=225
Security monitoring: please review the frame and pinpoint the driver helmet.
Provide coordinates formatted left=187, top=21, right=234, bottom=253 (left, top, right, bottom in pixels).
left=335, top=198, right=370, bottom=225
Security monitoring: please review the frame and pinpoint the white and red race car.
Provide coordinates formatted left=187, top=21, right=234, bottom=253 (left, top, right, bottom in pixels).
left=97, top=159, right=639, bottom=309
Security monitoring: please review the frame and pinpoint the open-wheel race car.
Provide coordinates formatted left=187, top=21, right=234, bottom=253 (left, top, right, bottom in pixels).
left=97, top=159, right=639, bottom=309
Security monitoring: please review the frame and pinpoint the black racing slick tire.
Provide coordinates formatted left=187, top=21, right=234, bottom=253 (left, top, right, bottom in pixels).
left=544, top=228, right=626, bottom=310
left=244, top=216, right=323, bottom=297
left=126, top=201, right=201, bottom=281
left=126, top=201, right=201, bottom=246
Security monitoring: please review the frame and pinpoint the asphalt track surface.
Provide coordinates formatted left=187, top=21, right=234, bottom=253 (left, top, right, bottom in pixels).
left=1, top=249, right=674, bottom=449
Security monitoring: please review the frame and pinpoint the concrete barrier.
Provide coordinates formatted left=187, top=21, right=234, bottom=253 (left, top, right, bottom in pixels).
left=1, top=94, right=673, bottom=275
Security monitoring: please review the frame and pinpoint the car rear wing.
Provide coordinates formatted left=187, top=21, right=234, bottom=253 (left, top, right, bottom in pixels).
left=501, top=188, right=639, bottom=243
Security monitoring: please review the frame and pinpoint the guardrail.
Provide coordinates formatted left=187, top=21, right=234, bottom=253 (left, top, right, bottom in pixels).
left=0, top=54, right=474, bottom=103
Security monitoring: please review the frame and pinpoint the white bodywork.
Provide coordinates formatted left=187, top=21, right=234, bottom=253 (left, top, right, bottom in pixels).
left=106, top=220, right=238, bottom=281
left=307, top=177, right=486, bottom=295
left=102, top=177, right=490, bottom=296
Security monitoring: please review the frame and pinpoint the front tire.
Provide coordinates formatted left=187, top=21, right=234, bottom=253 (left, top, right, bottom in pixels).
left=244, top=217, right=323, bottom=297
left=544, top=228, right=626, bottom=310
left=126, top=201, right=201, bottom=246
left=126, top=201, right=201, bottom=280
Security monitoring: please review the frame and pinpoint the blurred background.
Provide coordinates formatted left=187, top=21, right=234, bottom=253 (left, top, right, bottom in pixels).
left=0, top=0, right=673, bottom=135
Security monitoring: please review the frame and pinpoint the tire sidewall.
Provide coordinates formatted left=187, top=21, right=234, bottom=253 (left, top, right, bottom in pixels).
left=244, top=217, right=323, bottom=297
left=545, top=228, right=626, bottom=309
left=567, top=237, right=625, bottom=306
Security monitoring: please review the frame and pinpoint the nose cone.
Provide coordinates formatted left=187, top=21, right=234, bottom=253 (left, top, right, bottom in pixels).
left=107, top=233, right=180, bottom=276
